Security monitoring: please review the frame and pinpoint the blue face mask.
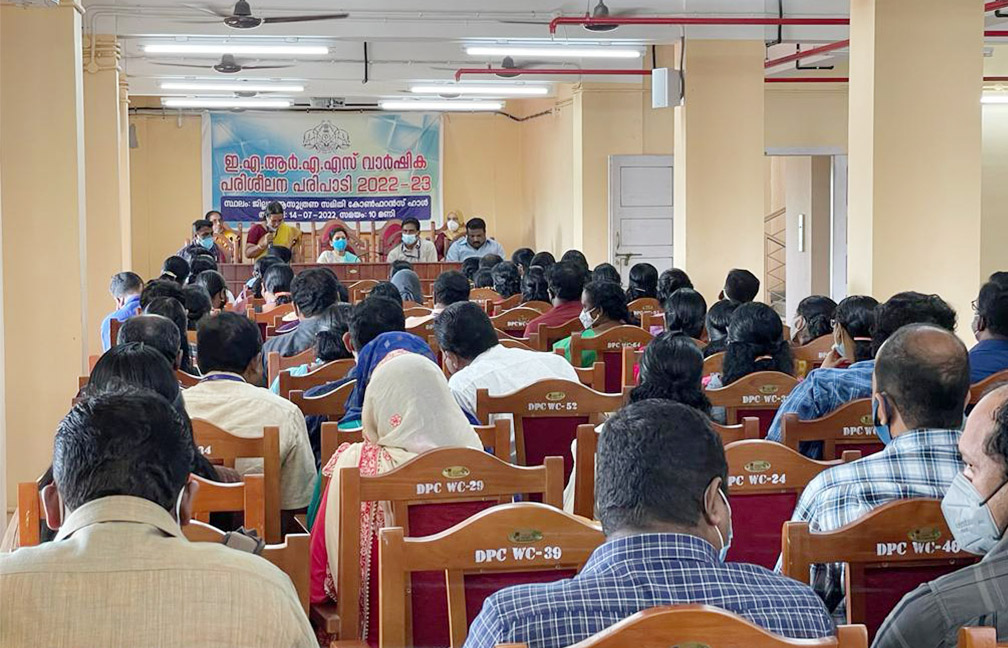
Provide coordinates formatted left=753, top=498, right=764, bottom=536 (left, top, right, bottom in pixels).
left=873, top=397, right=892, bottom=446
left=198, top=236, right=215, bottom=250
left=402, top=233, right=418, bottom=246
left=332, top=238, right=348, bottom=253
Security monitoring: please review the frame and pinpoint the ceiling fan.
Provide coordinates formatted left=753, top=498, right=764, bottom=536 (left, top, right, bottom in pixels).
left=151, top=54, right=293, bottom=74
left=583, top=0, right=621, bottom=32
left=186, top=1, right=349, bottom=29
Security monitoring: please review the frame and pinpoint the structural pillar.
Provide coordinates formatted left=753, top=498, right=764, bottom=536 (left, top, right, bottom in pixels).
left=0, top=1, right=88, bottom=512
left=784, top=156, right=833, bottom=322
left=119, top=79, right=133, bottom=271
left=847, top=0, right=984, bottom=323
left=673, top=40, right=766, bottom=303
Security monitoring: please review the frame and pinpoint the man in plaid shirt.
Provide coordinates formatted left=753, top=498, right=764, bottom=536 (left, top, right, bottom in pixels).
left=464, top=400, right=834, bottom=648
left=782, top=324, right=970, bottom=613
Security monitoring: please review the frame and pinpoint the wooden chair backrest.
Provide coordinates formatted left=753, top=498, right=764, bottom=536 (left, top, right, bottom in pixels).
left=712, top=418, right=761, bottom=445
left=470, top=287, right=502, bottom=303
left=627, top=297, right=661, bottom=321
left=349, top=279, right=379, bottom=303
left=573, top=424, right=598, bottom=519
left=190, top=419, right=282, bottom=543
left=521, top=300, right=552, bottom=314
left=572, top=361, right=606, bottom=393
left=340, top=453, right=565, bottom=643
left=703, top=351, right=725, bottom=375
left=277, top=359, right=355, bottom=399
left=490, top=307, right=544, bottom=337
left=706, top=371, right=799, bottom=426
left=783, top=498, right=977, bottom=638
left=792, top=335, right=835, bottom=378
left=621, top=346, right=644, bottom=389
left=267, top=348, right=316, bottom=386
left=780, top=399, right=882, bottom=460
left=404, top=306, right=433, bottom=318
left=16, top=481, right=44, bottom=547
left=544, top=604, right=866, bottom=648
left=182, top=520, right=311, bottom=614
left=109, top=317, right=122, bottom=347
left=640, top=311, right=664, bottom=333
left=492, top=294, right=522, bottom=314
left=188, top=473, right=266, bottom=538
left=251, top=302, right=295, bottom=324
left=958, top=627, right=1008, bottom=648
left=320, top=422, right=364, bottom=471
left=531, top=317, right=581, bottom=351
left=289, top=379, right=356, bottom=419
left=970, top=369, right=1008, bottom=405
left=498, top=337, right=535, bottom=352
left=176, top=370, right=200, bottom=388
left=378, top=502, right=605, bottom=648
left=571, top=326, right=653, bottom=393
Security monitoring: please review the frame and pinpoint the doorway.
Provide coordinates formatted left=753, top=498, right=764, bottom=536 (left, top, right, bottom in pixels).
left=607, top=155, right=675, bottom=285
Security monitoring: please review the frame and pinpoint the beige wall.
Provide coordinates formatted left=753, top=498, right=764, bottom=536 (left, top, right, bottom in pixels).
left=519, top=95, right=576, bottom=255
left=766, top=86, right=849, bottom=152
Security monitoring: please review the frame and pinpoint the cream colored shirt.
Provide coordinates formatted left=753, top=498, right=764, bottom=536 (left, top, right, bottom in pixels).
left=0, top=496, right=315, bottom=647
left=183, top=373, right=316, bottom=509
left=386, top=238, right=438, bottom=263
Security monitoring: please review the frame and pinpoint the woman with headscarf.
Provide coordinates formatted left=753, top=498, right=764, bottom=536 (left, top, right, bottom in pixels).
left=308, top=353, right=482, bottom=642
left=390, top=268, right=423, bottom=304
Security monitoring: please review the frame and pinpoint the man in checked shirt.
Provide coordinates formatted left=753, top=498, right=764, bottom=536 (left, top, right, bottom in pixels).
left=781, top=324, right=970, bottom=615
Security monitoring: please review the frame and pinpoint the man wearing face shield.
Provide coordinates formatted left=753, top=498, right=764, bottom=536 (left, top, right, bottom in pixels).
left=873, top=385, right=1008, bottom=648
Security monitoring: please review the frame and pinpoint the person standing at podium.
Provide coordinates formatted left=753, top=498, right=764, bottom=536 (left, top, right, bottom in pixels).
left=244, top=201, right=301, bottom=261
left=386, top=216, right=437, bottom=264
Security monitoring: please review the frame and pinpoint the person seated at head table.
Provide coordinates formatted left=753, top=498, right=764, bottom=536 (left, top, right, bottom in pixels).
left=562, top=332, right=712, bottom=513
left=657, top=267, right=694, bottom=308
left=317, top=226, right=360, bottom=264
left=819, top=295, right=879, bottom=370
left=720, top=268, right=761, bottom=304
left=521, top=266, right=550, bottom=304
left=512, top=247, right=535, bottom=276
left=554, top=280, right=639, bottom=368
left=101, top=271, right=143, bottom=351
left=178, top=218, right=227, bottom=264
left=591, top=262, right=622, bottom=287
left=792, top=295, right=838, bottom=346
left=405, top=270, right=470, bottom=329
left=268, top=303, right=352, bottom=397
left=463, top=399, right=835, bottom=648
left=705, top=302, right=795, bottom=424
left=390, top=268, right=423, bottom=304
left=182, top=312, right=316, bottom=513
left=662, top=287, right=707, bottom=339
left=192, top=270, right=229, bottom=315
left=244, top=200, right=301, bottom=261
left=309, top=353, right=484, bottom=644
left=386, top=216, right=438, bottom=264
left=970, top=276, right=1008, bottom=384
left=160, top=255, right=190, bottom=285
left=262, top=268, right=339, bottom=362
left=873, top=385, right=1008, bottom=648
left=474, top=268, right=494, bottom=289
left=780, top=324, right=970, bottom=615
left=702, top=299, right=740, bottom=359
left=443, top=210, right=464, bottom=243
left=765, top=291, right=958, bottom=446
left=491, top=261, right=522, bottom=299
left=445, top=217, right=506, bottom=262
left=206, top=209, right=236, bottom=262
left=523, top=261, right=588, bottom=339
left=143, top=294, right=198, bottom=376
left=437, top=301, right=579, bottom=422
left=626, top=262, right=658, bottom=303
left=0, top=386, right=314, bottom=647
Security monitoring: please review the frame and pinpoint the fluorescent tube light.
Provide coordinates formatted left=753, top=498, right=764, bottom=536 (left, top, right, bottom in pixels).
left=160, top=82, right=305, bottom=93
left=409, top=85, right=548, bottom=96
left=144, top=43, right=328, bottom=56
left=379, top=99, right=504, bottom=112
left=161, top=97, right=293, bottom=109
left=982, top=94, right=1008, bottom=104
left=465, top=45, right=641, bottom=59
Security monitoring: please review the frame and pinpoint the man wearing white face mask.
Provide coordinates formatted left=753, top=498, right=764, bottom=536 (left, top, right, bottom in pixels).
left=464, top=400, right=835, bottom=648
left=0, top=387, right=315, bottom=647
left=873, top=385, right=1008, bottom=648
left=387, top=216, right=438, bottom=263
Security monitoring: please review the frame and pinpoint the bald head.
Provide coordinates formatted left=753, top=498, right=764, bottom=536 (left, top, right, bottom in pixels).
left=117, top=314, right=182, bottom=369
left=875, top=324, right=970, bottom=431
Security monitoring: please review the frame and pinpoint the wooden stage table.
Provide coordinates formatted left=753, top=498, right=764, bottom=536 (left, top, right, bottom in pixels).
left=219, top=262, right=461, bottom=298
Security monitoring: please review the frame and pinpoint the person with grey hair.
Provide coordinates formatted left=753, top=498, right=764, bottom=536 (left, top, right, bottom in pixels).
left=101, top=271, right=143, bottom=351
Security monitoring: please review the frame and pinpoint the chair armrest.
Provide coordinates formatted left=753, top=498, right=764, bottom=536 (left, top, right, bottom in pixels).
left=310, top=602, right=341, bottom=635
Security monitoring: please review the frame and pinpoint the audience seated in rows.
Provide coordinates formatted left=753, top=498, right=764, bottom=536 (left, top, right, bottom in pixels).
left=262, top=268, right=339, bottom=361
left=183, top=312, right=316, bottom=512
left=193, top=269, right=229, bottom=314
left=521, top=266, right=550, bottom=304
left=144, top=295, right=198, bottom=375
left=464, top=399, right=834, bottom=648
left=529, top=250, right=556, bottom=271
left=0, top=387, right=315, bottom=647
left=702, top=299, right=739, bottom=358
left=160, top=255, right=190, bottom=285
left=721, top=268, right=761, bottom=303
left=405, top=269, right=470, bottom=328
left=491, top=261, right=522, bottom=298
left=555, top=280, right=639, bottom=367
left=523, top=262, right=586, bottom=338
left=766, top=292, right=957, bottom=444
left=792, top=296, right=838, bottom=346
left=233, top=253, right=284, bottom=314
left=386, top=216, right=438, bottom=263
left=511, top=247, right=534, bottom=275
left=446, top=217, right=505, bottom=262
left=461, top=256, right=480, bottom=282
left=390, top=268, right=423, bottom=303
left=182, top=284, right=212, bottom=331
left=663, top=288, right=707, bottom=339
left=820, top=295, right=878, bottom=369
left=657, top=268, right=694, bottom=307
left=268, top=304, right=353, bottom=396
left=592, top=262, right=622, bottom=287
left=479, top=253, right=504, bottom=269
left=626, top=262, right=658, bottom=302
left=970, top=277, right=1008, bottom=383
left=262, top=263, right=295, bottom=310
left=309, top=353, right=483, bottom=642
left=473, top=268, right=494, bottom=289
left=783, top=324, right=969, bottom=614
left=873, top=385, right=1008, bottom=648
left=101, top=271, right=143, bottom=351
left=117, top=314, right=183, bottom=370
left=436, top=301, right=579, bottom=421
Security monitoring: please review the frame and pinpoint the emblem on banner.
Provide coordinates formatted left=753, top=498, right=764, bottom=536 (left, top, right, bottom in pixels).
left=302, top=120, right=351, bottom=153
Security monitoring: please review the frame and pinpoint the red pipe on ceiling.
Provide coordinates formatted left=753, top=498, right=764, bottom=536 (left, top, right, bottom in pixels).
left=548, top=15, right=850, bottom=34
left=987, top=30, right=1008, bottom=36
left=764, top=40, right=850, bottom=68
left=765, top=76, right=1008, bottom=83
left=454, top=67, right=652, bottom=81
left=986, top=0, right=1008, bottom=11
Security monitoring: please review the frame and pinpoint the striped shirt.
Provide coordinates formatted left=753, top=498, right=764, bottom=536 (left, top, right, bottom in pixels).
left=463, top=533, right=835, bottom=648
left=784, top=428, right=964, bottom=611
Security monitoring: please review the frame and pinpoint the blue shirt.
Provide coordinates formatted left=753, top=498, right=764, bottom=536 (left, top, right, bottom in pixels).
left=445, top=236, right=505, bottom=262
left=766, top=360, right=875, bottom=445
left=463, top=533, right=835, bottom=648
left=969, top=339, right=1008, bottom=384
left=100, top=295, right=141, bottom=350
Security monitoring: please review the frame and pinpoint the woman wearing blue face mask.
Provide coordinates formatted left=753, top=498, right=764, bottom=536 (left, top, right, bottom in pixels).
left=317, top=227, right=360, bottom=264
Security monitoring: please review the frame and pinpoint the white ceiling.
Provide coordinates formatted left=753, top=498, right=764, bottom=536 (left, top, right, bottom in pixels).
left=68, top=0, right=1006, bottom=103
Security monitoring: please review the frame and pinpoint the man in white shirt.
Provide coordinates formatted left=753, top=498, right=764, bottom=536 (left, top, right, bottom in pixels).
left=183, top=312, right=316, bottom=511
left=435, top=301, right=579, bottom=419
left=0, top=387, right=314, bottom=647
left=386, top=216, right=438, bottom=263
